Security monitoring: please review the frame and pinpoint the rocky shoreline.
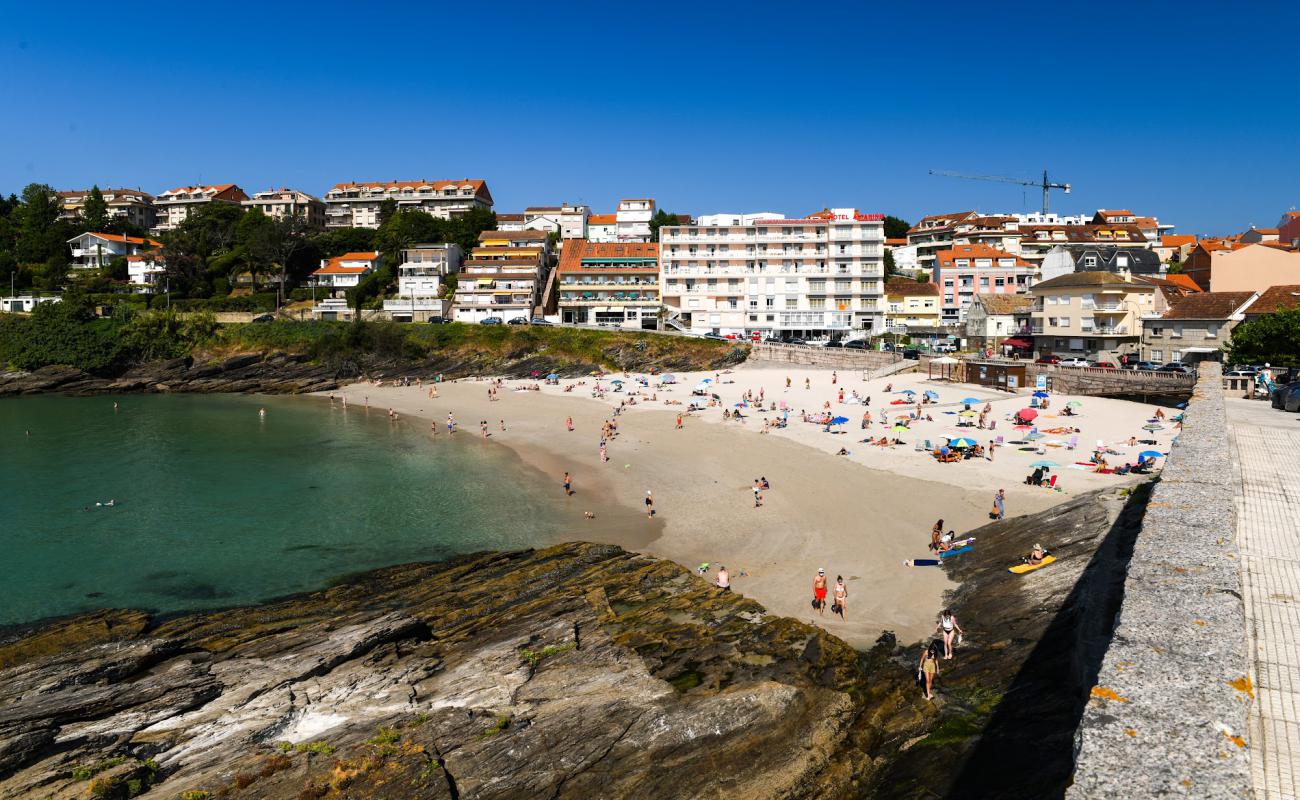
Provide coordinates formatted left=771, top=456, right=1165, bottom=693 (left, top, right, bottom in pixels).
left=0, top=484, right=1150, bottom=799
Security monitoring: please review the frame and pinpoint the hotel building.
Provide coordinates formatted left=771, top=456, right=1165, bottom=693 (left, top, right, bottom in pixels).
left=557, top=240, right=659, bottom=329
left=243, top=188, right=326, bottom=228
left=382, top=243, right=464, bottom=322
left=659, top=209, right=886, bottom=338
left=57, top=188, right=156, bottom=231
left=932, top=243, right=1036, bottom=323
left=152, top=184, right=249, bottom=233
left=322, top=179, right=493, bottom=229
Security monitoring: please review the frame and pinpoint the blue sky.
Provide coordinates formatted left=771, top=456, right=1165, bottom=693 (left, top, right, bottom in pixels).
left=2, top=1, right=1297, bottom=235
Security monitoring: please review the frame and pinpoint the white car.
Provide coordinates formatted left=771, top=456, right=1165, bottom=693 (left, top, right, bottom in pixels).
left=1058, top=357, right=1090, bottom=367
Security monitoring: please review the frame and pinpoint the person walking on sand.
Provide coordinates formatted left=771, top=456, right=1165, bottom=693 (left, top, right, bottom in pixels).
left=599, top=443, right=608, bottom=462
left=832, top=370, right=838, bottom=385
left=994, top=489, right=1005, bottom=520
left=937, top=609, right=964, bottom=659
left=812, top=569, right=828, bottom=615
left=563, top=471, right=574, bottom=496
left=480, top=420, right=488, bottom=438
left=918, top=644, right=940, bottom=700
left=832, top=576, right=847, bottom=619
left=786, top=376, right=792, bottom=389
left=805, top=377, right=811, bottom=390
left=645, top=491, right=656, bottom=519
left=676, top=412, right=684, bottom=430
left=566, top=416, right=574, bottom=432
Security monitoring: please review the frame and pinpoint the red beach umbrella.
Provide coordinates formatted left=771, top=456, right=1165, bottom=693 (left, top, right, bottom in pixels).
left=1019, top=408, right=1039, bottom=421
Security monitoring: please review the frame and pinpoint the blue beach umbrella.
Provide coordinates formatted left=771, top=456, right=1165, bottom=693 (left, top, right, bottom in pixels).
left=923, top=390, right=939, bottom=400
left=1139, top=450, right=1163, bottom=459
left=661, top=374, right=676, bottom=383
left=700, top=377, right=713, bottom=383
left=897, top=389, right=916, bottom=395
left=830, top=416, right=850, bottom=425
left=1030, top=460, right=1060, bottom=468
left=949, top=437, right=977, bottom=448
left=546, top=373, right=558, bottom=379
left=961, top=397, right=980, bottom=405
left=1032, top=391, right=1049, bottom=398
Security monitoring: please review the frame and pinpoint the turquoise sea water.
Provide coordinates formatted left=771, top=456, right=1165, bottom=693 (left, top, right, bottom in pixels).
left=0, top=394, right=576, bottom=625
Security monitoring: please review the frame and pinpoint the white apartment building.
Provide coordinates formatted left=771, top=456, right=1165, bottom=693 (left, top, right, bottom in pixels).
left=67, top=232, right=163, bottom=269
left=382, top=243, right=464, bottom=321
left=322, top=179, right=493, bottom=229
left=243, top=188, right=326, bottom=228
left=152, top=184, right=249, bottom=233
left=311, top=251, right=381, bottom=296
left=660, top=209, right=887, bottom=339
left=587, top=214, right=617, bottom=242
left=57, top=188, right=156, bottom=231
left=496, top=213, right=525, bottom=231
left=616, top=199, right=654, bottom=242
left=127, top=254, right=166, bottom=292
left=524, top=204, right=589, bottom=239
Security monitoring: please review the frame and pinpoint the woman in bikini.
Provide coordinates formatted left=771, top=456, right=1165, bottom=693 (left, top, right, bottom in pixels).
left=937, top=609, right=963, bottom=659
left=832, top=576, right=847, bottom=620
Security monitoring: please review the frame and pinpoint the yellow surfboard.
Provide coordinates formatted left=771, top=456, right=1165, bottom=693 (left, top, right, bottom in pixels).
left=1009, top=555, right=1056, bottom=574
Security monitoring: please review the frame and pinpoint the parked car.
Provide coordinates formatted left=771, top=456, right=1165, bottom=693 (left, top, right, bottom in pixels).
left=902, top=348, right=921, bottom=360
left=1124, top=360, right=1159, bottom=371
left=506, top=317, right=529, bottom=325
left=1089, top=361, right=1118, bottom=369
left=1223, top=368, right=1257, bottom=378
left=425, top=315, right=450, bottom=324
left=1281, top=383, right=1300, bottom=413
left=702, top=332, right=726, bottom=340
left=1058, top=357, right=1090, bottom=367
left=1272, top=381, right=1300, bottom=409
left=931, top=343, right=957, bottom=353
left=479, top=317, right=503, bottom=325
left=251, top=313, right=276, bottom=323
left=763, top=336, right=783, bottom=344
left=843, top=339, right=870, bottom=350
left=1157, top=362, right=1192, bottom=374
left=782, top=337, right=807, bottom=345
left=824, top=339, right=844, bottom=348
left=528, top=317, right=552, bottom=326
left=1035, top=355, right=1061, bottom=365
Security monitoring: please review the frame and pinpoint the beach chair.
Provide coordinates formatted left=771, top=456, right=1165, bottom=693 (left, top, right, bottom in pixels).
left=1049, top=475, right=1058, bottom=488
left=988, top=420, right=997, bottom=430
left=995, top=435, right=1005, bottom=446
left=1068, top=435, right=1078, bottom=451
left=915, top=439, right=924, bottom=451
left=923, top=439, right=932, bottom=451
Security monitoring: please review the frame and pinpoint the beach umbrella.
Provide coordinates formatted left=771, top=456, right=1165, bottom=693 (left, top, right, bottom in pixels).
left=897, top=389, right=916, bottom=395
left=830, top=416, right=850, bottom=425
left=546, top=373, right=558, bottom=379
left=923, top=390, right=939, bottom=400
left=1030, top=460, right=1060, bottom=468
left=734, top=403, right=746, bottom=408
left=610, top=378, right=624, bottom=384
left=1026, top=432, right=1044, bottom=441
left=1139, top=450, right=1163, bottom=459
left=961, top=397, right=979, bottom=405
left=1019, top=408, right=1038, bottom=420
left=958, top=410, right=977, bottom=417
left=892, top=424, right=911, bottom=434
left=1013, top=423, right=1033, bottom=431
left=949, top=437, right=977, bottom=448
left=1032, top=391, right=1049, bottom=398
left=710, top=393, right=721, bottom=400
left=700, top=377, right=713, bottom=383
left=1143, top=423, right=1163, bottom=431
left=1067, top=400, right=1083, bottom=408
left=661, top=374, right=676, bottom=384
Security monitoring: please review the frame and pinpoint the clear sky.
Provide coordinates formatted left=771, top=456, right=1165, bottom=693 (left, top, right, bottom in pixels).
left=2, top=1, right=1297, bottom=236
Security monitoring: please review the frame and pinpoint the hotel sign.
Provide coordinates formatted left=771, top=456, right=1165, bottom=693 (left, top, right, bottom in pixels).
left=754, top=213, right=884, bottom=225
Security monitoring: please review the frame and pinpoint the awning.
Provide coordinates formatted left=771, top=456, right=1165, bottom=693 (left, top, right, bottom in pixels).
left=1179, top=346, right=1219, bottom=354
left=1002, top=337, right=1034, bottom=348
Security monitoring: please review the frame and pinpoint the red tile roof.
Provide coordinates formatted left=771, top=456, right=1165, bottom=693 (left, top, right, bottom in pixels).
left=82, top=232, right=162, bottom=248
left=1160, top=273, right=1203, bottom=292
left=1245, top=284, right=1300, bottom=315
left=1161, top=234, right=1196, bottom=248
left=907, top=210, right=977, bottom=235
left=558, top=239, right=658, bottom=273
left=588, top=214, right=617, bottom=225
left=884, top=278, right=939, bottom=296
left=314, top=252, right=380, bottom=275
left=1161, top=291, right=1257, bottom=320
left=936, top=243, right=1032, bottom=268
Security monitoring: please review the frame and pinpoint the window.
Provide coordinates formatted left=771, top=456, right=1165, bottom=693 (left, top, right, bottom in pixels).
left=1170, top=325, right=1182, bottom=338
left=809, top=298, right=826, bottom=310
left=1151, top=349, right=1163, bottom=362
left=1206, top=324, right=1219, bottom=338
left=765, top=297, right=775, bottom=308
left=1171, top=350, right=1182, bottom=361
left=1149, top=326, right=1162, bottom=337
left=786, top=298, right=798, bottom=309
left=1081, top=317, right=1095, bottom=331
left=1084, top=255, right=1097, bottom=267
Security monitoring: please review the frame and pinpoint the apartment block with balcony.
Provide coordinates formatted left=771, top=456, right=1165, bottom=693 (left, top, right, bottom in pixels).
left=964, top=294, right=1034, bottom=351
left=310, top=251, right=381, bottom=297
left=57, top=188, right=156, bottom=231
left=616, top=199, right=654, bottom=242
left=323, top=179, right=493, bottom=229
left=1028, top=271, right=1170, bottom=362
left=382, top=243, right=464, bottom=321
left=66, top=232, right=163, bottom=269
left=243, top=188, right=326, bottom=228
left=932, top=244, right=1036, bottom=323
left=883, top=278, right=941, bottom=328
left=152, top=184, right=249, bottom=233
left=452, top=231, right=545, bottom=322
left=557, top=240, right=659, bottom=329
left=1016, top=223, right=1151, bottom=265
left=659, top=208, right=886, bottom=339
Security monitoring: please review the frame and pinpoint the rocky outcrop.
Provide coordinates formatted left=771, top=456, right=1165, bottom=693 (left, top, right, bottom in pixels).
left=0, top=543, right=917, bottom=799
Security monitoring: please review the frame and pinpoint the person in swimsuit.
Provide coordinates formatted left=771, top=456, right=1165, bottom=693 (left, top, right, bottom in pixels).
left=812, top=569, right=828, bottom=614
left=715, top=565, right=730, bottom=592
left=929, top=519, right=944, bottom=552
left=937, top=609, right=963, bottom=659
left=645, top=491, right=655, bottom=518
left=563, top=472, right=573, bottom=496
left=918, top=643, right=940, bottom=700
left=832, top=576, right=847, bottom=619
left=1026, top=543, right=1048, bottom=565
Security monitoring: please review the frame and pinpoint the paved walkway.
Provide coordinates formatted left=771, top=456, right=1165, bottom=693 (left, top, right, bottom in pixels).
left=1227, top=397, right=1300, bottom=799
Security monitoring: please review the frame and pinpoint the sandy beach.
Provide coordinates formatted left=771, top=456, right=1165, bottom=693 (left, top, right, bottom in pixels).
left=323, top=361, right=1180, bottom=647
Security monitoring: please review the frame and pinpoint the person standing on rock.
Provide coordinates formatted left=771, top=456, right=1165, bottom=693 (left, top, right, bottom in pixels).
left=812, top=569, right=828, bottom=614
left=715, top=565, right=730, bottom=592
left=937, top=609, right=963, bottom=660
left=918, top=643, right=940, bottom=700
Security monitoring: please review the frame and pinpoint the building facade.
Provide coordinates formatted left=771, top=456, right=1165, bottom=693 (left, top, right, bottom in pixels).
left=1182, top=242, right=1300, bottom=293
left=382, top=243, right=464, bottom=321
left=322, top=179, right=493, bottom=229
left=1028, top=271, right=1171, bottom=362
left=452, top=231, right=546, bottom=322
left=524, top=204, right=589, bottom=239
left=659, top=209, right=886, bottom=339
left=57, top=188, right=155, bottom=231
left=243, top=188, right=326, bottom=228
left=152, top=184, right=248, bottom=233
left=616, top=199, right=655, bottom=242
left=1039, top=245, right=1163, bottom=283
left=883, top=278, right=940, bottom=328
left=557, top=240, right=659, bottom=329
left=964, top=294, right=1033, bottom=352
left=126, top=253, right=166, bottom=292
left=66, top=232, right=162, bottom=269
left=932, top=243, right=1036, bottom=323
left=586, top=214, right=617, bottom=242
left=311, top=251, right=381, bottom=295
left=1140, top=291, right=1258, bottom=365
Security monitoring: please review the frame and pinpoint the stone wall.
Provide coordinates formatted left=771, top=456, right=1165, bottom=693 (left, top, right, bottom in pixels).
left=1068, top=362, right=1253, bottom=797
left=749, top=342, right=902, bottom=371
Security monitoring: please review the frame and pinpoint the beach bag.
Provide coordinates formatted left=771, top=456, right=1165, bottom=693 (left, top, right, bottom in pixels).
left=989, top=503, right=999, bottom=519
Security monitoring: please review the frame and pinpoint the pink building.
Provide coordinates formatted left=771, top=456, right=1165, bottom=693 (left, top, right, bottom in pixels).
left=933, top=243, right=1036, bottom=323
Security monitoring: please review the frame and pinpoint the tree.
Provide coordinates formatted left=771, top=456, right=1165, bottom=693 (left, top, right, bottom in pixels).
left=377, top=198, right=398, bottom=227
left=883, top=249, right=897, bottom=277
left=915, top=269, right=930, bottom=283
left=444, top=207, right=497, bottom=253
left=311, top=227, right=377, bottom=259
left=1224, top=308, right=1300, bottom=365
left=81, top=186, right=109, bottom=233
left=14, top=184, right=68, bottom=266
left=650, top=210, right=682, bottom=242
left=883, top=215, right=911, bottom=241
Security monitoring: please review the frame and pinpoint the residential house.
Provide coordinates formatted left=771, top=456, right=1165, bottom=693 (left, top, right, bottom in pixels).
left=1155, top=234, right=1197, bottom=264
left=66, top=232, right=162, bottom=269
left=243, top=188, right=326, bottom=228
left=322, top=179, right=493, bottom=229
left=382, top=243, right=464, bottom=322
left=1028, top=271, right=1172, bottom=362
left=1182, top=241, right=1300, bottom=293
left=1241, top=284, right=1300, bottom=320
left=1278, top=212, right=1300, bottom=248
left=452, top=231, right=547, bottom=322
left=616, top=199, right=655, bottom=242
left=932, top=243, right=1035, bottom=323
left=524, top=204, right=589, bottom=239
left=57, top=188, right=155, bottom=231
left=0, top=295, right=61, bottom=313
left=495, top=213, right=525, bottom=231
left=557, top=240, right=659, bottom=329
left=586, top=214, right=617, bottom=242
left=311, top=252, right=381, bottom=296
left=1141, top=291, right=1258, bottom=365
left=126, top=253, right=166, bottom=292
left=1239, top=227, right=1280, bottom=244
left=152, top=184, right=248, bottom=233
left=659, top=209, right=886, bottom=338
left=883, top=278, right=941, bottom=329
left=1016, top=223, right=1151, bottom=264
left=906, top=210, right=978, bottom=272
left=965, top=294, right=1034, bottom=352
left=1039, top=245, right=1163, bottom=282
left=884, top=238, right=920, bottom=275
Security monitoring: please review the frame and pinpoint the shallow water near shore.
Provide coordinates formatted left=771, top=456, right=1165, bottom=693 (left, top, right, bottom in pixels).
left=0, top=393, right=586, bottom=625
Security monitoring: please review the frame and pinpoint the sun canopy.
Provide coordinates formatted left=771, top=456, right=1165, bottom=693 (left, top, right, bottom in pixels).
left=1139, top=450, right=1163, bottom=459
left=961, top=397, right=980, bottom=405
left=1030, top=460, right=1060, bottom=468
left=948, top=437, right=977, bottom=448
left=1019, top=408, right=1039, bottom=420
left=930, top=356, right=959, bottom=364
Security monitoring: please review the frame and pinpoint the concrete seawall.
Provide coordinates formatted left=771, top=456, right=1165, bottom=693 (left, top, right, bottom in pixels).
left=1069, top=362, right=1253, bottom=797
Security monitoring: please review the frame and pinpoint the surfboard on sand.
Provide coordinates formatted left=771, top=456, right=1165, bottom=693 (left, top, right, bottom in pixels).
left=904, top=558, right=941, bottom=567
left=1009, top=555, right=1056, bottom=574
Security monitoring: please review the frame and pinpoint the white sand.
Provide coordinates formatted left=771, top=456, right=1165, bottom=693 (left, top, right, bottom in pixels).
left=322, top=361, right=1178, bottom=647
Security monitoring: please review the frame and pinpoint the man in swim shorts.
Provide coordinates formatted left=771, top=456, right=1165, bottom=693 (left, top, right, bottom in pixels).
left=812, top=568, right=828, bottom=615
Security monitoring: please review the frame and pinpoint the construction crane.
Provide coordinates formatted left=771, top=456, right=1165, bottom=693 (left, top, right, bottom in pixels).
left=928, top=169, right=1071, bottom=215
